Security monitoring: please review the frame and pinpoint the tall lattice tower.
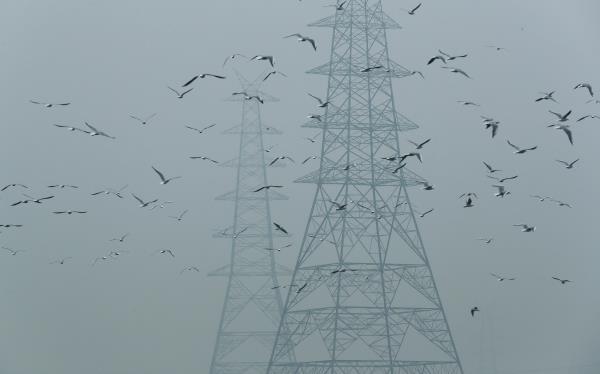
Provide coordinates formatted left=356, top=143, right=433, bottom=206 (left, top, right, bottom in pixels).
left=267, top=1, right=464, bottom=373
left=209, top=73, right=294, bottom=374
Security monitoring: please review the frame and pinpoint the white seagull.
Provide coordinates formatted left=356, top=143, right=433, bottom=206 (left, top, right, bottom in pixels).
left=30, top=100, right=70, bottom=108
left=132, top=193, right=158, bottom=208
left=492, top=185, right=510, bottom=198
left=250, top=55, right=274, bottom=67
left=129, top=113, right=157, bottom=126
left=84, top=122, right=115, bottom=139
left=507, top=140, right=537, bottom=154
left=491, top=273, right=516, bottom=282
left=152, top=166, right=181, bottom=185
left=513, top=224, right=535, bottom=232
left=284, top=34, right=317, bottom=51
left=441, top=66, right=471, bottom=78
left=169, top=210, right=188, bottom=222
left=167, top=86, right=193, bottom=99
left=308, top=93, right=330, bottom=108
left=548, top=110, right=572, bottom=122
left=555, top=158, right=579, bottom=169
left=182, top=74, right=226, bottom=87
left=574, top=83, right=593, bottom=97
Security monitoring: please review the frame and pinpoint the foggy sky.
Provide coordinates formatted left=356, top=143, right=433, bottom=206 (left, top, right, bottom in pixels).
left=1, top=0, right=599, bottom=373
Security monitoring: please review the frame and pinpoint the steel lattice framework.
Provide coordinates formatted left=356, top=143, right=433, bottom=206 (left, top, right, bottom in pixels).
left=209, top=73, right=295, bottom=374
left=267, top=1, right=464, bottom=373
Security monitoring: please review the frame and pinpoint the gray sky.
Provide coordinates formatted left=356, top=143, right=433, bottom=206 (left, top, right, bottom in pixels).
left=1, top=0, right=599, bottom=373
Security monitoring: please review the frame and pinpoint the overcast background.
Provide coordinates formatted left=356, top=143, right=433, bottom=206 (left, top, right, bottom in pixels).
left=0, top=0, right=599, bottom=373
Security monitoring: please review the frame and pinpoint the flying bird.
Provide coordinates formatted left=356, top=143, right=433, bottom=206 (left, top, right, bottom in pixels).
left=302, top=156, right=318, bottom=164
left=441, top=66, right=471, bottom=78
left=507, top=140, right=537, bottom=154
left=233, top=227, right=248, bottom=239
left=548, top=124, right=573, bottom=145
left=329, top=201, right=347, bottom=211
left=182, top=74, right=226, bottom=87
left=551, top=199, right=572, bottom=208
left=150, top=201, right=174, bottom=210
left=548, top=110, right=572, bottom=122
left=406, top=2, right=422, bottom=15
left=250, top=55, right=274, bottom=67
left=284, top=33, right=317, bottom=51
left=490, top=175, right=518, bottom=183
left=132, top=193, right=158, bottom=208
left=574, top=83, right=593, bottom=97
left=530, top=195, right=552, bottom=202
left=457, top=100, right=480, bottom=106
left=307, top=114, right=322, bottom=122
left=190, top=156, right=218, bottom=163
left=576, top=114, right=600, bottom=122
left=408, top=70, right=425, bottom=79
left=392, top=163, right=407, bottom=173
left=491, top=273, right=516, bottom=282
left=152, top=166, right=181, bottom=185
left=408, top=138, right=431, bottom=150
left=492, top=185, right=511, bottom=198
left=167, top=86, right=193, bottom=99
left=29, top=100, right=70, bottom=108
left=427, top=55, right=446, bottom=65
left=296, top=283, right=308, bottom=293
left=263, top=70, right=288, bottom=81
left=91, top=185, right=127, bottom=199
left=535, top=91, right=557, bottom=103
left=48, top=184, right=78, bottom=189
left=419, top=208, right=434, bottom=218
left=53, top=124, right=90, bottom=133
left=324, top=1, right=347, bottom=10
left=50, top=257, right=72, bottom=265
left=169, top=210, right=188, bottom=222
left=3, top=247, right=25, bottom=256
left=438, top=49, right=468, bottom=61
left=156, top=249, right=175, bottom=258
left=11, top=194, right=54, bottom=206
left=484, top=120, right=500, bottom=138
left=463, top=197, right=475, bottom=208
left=253, top=185, right=283, bottom=192
left=273, top=222, right=289, bottom=235
left=222, top=53, right=247, bottom=67
left=110, top=233, right=129, bottom=243
left=470, top=307, right=480, bottom=317
left=419, top=181, right=435, bottom=190
left=1, top=184, right=28, bottom=192
left=264, top=243, right=292, bottom=252
left=552, top=276, right=572, bottom=285
left=53, top=210, right=87, bottom=215
left=185, top=124, right=216, bottom=134
left=180, top=266, right=201, bottom=274
left=308, top=93, right=330, bottom=108
left=232, top=91, right=264, bottom=103
left=555, top=158, right=579, bottom=169
left=513, top=224, right=535, bottom=232
left=360, top=65, right=385, bottom=73
left=269, top=156, right=295, bottom=166
left=84, top=122, right=115, bottom=139
left=129, top=113, right=157, bottom=125
left=483, top=161, right=501, bottom=173
left=477, top=238, right=494, bottom=244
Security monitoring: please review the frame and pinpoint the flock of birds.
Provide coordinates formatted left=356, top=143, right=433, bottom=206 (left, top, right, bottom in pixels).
left=2, top=1, right=598, bottom=329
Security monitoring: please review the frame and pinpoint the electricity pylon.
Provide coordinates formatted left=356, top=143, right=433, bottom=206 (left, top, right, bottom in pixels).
left=209, top=73, right=294, bottom=374
left=267, top=1, right=464, bottom=373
